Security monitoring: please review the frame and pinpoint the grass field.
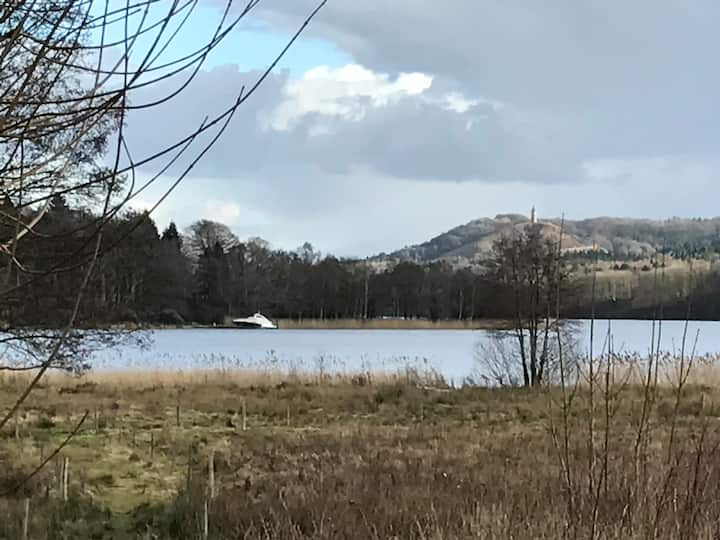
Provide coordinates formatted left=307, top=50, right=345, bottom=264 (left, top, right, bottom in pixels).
left=2, top=367, right=720, bottom=539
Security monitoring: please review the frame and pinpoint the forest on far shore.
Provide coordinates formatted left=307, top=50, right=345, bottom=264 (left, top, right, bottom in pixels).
left=5, top=196, right=720, bottom=328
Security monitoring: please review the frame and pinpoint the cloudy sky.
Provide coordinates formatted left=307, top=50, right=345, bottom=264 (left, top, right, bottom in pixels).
left=119, top=1, right=720, bottom=257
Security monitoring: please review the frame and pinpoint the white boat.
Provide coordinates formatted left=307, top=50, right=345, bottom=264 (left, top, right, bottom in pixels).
left=232, top=312, right=278, bottom=329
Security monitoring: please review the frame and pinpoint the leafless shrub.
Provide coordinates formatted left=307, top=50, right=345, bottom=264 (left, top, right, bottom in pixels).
left=474, top=322, right=582, bottom=387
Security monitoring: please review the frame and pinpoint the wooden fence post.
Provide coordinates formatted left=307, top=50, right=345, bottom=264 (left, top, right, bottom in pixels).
left=242, top=399, right=247, bottom=432
left=62, top=456, right=69, bottom=501
left=22, top=498, right=29, bottom=540
left=208, top=451, right=215, bottom=500
left=202, top=499, right=209, bottom=540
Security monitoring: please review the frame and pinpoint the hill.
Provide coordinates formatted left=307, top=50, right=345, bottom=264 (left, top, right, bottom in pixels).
left=375, top=215, right=720, bottom=264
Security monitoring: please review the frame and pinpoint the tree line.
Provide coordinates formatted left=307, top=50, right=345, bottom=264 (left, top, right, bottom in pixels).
left=5, top=198, right=720, bottom=327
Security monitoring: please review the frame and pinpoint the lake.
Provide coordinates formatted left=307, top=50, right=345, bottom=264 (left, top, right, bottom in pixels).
left=91, top=320, right=720, bottom=382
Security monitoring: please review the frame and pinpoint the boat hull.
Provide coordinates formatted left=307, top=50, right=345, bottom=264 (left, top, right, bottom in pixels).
left=233, top=321, right=277, bottom=329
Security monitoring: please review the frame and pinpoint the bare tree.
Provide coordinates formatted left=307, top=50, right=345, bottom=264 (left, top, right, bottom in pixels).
left=484, top=223, right=572, bottom=386
left=0, top=0, right=326, bottom=488
left=475, top=324, right=581, bottom=387
left=182, top=219, right=241, bottom=267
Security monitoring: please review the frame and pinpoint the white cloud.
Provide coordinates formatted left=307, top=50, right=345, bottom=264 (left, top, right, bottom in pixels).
left=268, top=64, right=433, bottom=130
left=443, top=92, right=479, bottom=114
left=129, top=198, right=153, bottom=212
left=203, top=199, right=269, bottom=227
left=128, top=197, right=172, bottom=231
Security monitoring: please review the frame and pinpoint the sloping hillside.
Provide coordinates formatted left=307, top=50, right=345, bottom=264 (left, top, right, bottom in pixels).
left=549, top=217, right=720, bottom=258
left=376, top=215, right=720, bottom=263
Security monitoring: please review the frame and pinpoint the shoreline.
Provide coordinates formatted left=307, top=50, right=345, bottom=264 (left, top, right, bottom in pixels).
left=126, top=318, right=514, bottom=331
left=272, top=318, right=513, bottom=330
left=125, top=316, right=720, bottom=332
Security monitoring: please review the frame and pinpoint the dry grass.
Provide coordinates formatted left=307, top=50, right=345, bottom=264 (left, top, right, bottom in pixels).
left=2, top=369, right=720, bottom=538
left=0, top=367, right=440, bottom=391
left=576, top=352, right=720, bottom=388
left=274, top=318, right=511, bottom=330
left=577, top=257, right=712, bottom=278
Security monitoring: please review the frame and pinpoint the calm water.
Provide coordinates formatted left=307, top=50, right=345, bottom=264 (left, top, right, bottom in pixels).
left=91, top=320, right=720, bottom=382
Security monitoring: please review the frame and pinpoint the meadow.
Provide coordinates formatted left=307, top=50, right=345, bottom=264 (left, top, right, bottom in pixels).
left=2, top=361, right=720, bottom=539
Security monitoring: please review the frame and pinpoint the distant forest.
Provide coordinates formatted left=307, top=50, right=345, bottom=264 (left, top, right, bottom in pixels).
left=7, top=196, right=720, bottom=327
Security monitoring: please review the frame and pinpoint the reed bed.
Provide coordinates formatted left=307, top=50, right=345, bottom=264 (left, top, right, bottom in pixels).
left=0, top=366, right=446, bottom=391
left=273, top=317, right=510, bottom=330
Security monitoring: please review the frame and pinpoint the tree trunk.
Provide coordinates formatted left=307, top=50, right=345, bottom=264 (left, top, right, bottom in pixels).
left=470, top=283, right=476, bottom=321
left=363, top=270, right=369, bottom=320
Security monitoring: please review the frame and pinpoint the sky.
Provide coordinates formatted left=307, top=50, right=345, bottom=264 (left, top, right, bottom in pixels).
left=115, top=1, right=720, bottom=257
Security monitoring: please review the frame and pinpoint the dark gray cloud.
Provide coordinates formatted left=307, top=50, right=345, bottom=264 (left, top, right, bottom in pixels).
left=249, top=0, right=720, bottom=160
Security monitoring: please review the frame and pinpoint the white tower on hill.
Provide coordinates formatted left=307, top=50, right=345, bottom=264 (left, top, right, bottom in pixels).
left=530, top=205, right=537, bottom=224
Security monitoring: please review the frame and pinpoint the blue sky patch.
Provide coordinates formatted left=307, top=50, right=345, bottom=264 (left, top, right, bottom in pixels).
left=92, top=2, right=349, bottom=76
